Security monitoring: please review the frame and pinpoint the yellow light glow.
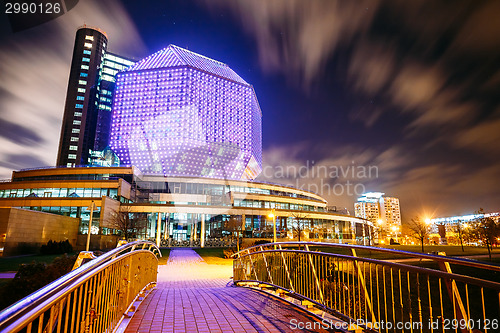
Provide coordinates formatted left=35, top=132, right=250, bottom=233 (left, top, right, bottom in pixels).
left=377, top=219, right=383, bottom=225
left=425, top=218, right=431, bottom=224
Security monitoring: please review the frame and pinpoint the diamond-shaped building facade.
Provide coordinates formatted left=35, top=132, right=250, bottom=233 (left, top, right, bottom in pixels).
left=109, top=45, right=262, bottom=180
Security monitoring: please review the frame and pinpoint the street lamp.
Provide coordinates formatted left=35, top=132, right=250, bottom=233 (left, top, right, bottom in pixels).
left=86, top=201, right=96, bottom=252
left=377, top=219, right=384, bottom=243
left=268, top=209, right=277, bottom=248
left=391, top=225, right=399, bottom=242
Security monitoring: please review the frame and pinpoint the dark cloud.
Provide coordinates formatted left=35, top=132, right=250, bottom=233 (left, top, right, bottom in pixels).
left=200, top=0, right=379, bottom=89
left=0, top=154, right=47, bottom=171
left=0, top=119, right=44, bottom=145
left=258, top=142, right=500, bottom=218
left=0, top=0, right=146, bottom=179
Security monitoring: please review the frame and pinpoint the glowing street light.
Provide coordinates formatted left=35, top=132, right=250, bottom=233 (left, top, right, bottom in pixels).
left=268, top=209, right=277, bottom=247
left=86, top=201, right=96, bottom=252
left=391, top=225, right=399, bottom=242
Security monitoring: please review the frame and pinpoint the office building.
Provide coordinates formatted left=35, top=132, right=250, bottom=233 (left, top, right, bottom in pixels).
left=109, top=45, right=262, bottom=180
left=0, top=166, right=373, bottom=254
left=355, top=192, right=401, bottom=229
left=0, top=28, right=374, bottom=255
left=57, top=26, right=135, bottom=168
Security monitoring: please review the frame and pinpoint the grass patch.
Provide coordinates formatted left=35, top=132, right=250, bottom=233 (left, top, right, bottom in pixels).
left=158, top=249, right=171, bottom=265
left=0, top=253, right=76, bottom=273
left=195, top=247, right=233, bottom=265
left=0, top=279, right=12, bottom=288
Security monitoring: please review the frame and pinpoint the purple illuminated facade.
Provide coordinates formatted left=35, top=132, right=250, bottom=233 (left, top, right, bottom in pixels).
left=109, top=45, right=262, bottom=180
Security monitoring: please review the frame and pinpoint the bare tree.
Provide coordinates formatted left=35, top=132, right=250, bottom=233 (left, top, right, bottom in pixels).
left=226, top=216, right=242, bottom=252
left=406, top=217, right=431, bottom=252
left=464, top=209, right=500, bottom=261
left=110, top=207, right=148, bottom=241
left=454, top=220, right=465, bottom=252
left=291, top=213, right=310, bottom=249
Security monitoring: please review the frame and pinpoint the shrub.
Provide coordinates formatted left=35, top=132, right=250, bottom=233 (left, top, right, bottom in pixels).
left=0, top=254, right=77, bottom=310
left=223, top=248, right=237, bottom=258
left=40, top=240, right=73, bottom=255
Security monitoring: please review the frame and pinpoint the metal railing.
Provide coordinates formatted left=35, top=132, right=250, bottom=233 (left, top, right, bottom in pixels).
left=233, top=242, right=500, bottom=333
left=0, top=240, right=161, bottom=333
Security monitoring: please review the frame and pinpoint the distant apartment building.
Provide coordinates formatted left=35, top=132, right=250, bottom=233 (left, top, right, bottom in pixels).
left=354, top=192, right=401, bottom=229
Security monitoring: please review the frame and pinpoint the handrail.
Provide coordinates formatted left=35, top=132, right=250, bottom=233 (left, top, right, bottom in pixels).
left=0, top=240, right=161, bottom=333
left=233, top=242, right=500, bottom=332
left=236, top=241, right=500, bottom=272
left=238, top=249, right=500, bottom=291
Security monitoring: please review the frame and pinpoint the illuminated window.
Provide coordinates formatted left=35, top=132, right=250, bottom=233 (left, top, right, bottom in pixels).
left=66, top=163, right=73, bottom=167
left=68, top=154, right=77, bottom=159
left=81, top=64, right=89, bottom=70
left=75, top=104, right=83, bottom=108
left=69, top=145, right=78, bottom=150
left=78, top=80, right=87, bottom=85
left=77, top=88, right=86, bottom=93
left=84, top=43, right=92, bottom=48
left=74, top=112, right=82, bottom=117
left=73, top=120, right=81, bottom=125
left=82, top=57, right=90, bottom=62
left=85, top=35, right=94, bottom=41
left=72, top=129, right=80, bottom=133
left=83, top=50, right=91, bottom=55
left=80, top=72, right=88, bottom=77
left=76, top=96, right=84, bottom=101
left=71, top=137, right=78, bottom=142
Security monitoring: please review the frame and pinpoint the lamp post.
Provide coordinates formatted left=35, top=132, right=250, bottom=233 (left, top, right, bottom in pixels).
left=391, top=225, right=399, bottom=243
left=86, top=201, right=96, bottom=252
left=377, top=219, right=384, bottom=243
left=268, top=209, right=276, bottom=248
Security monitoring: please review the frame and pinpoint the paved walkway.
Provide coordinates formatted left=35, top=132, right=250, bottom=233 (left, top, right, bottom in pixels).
left=125, top=248, right=330, bottom=333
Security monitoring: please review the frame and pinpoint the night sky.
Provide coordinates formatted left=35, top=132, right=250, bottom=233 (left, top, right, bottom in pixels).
left=0, top=0, right=499, bottom=221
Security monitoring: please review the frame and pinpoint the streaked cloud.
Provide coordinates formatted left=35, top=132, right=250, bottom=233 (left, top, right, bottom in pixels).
left=0, top=0, right=146, bottom=179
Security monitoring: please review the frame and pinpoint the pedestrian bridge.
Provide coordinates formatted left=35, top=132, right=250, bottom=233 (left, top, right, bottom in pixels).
left=0, top=241, right=499, bottom=333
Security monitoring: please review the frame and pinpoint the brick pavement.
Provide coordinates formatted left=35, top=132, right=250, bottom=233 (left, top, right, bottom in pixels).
left=124, top=248, right=330, bottom=333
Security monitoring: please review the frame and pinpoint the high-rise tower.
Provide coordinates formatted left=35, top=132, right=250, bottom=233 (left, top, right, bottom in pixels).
left=57, top=26, right=108, bottom=167
left=57, top=26, right=135, bottom=167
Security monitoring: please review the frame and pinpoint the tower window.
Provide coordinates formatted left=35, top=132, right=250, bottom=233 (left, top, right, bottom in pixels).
left=82, top=57, right=90, bottom=62
left=85, top=35, right=94, bottom=41
left=83, top=50, right=91, bottom=55
left=84, top=42, right=92, bottom=48
left=75, top=104, right=83, bottom=108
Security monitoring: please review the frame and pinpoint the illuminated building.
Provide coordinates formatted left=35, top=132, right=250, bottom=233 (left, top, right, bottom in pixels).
left=430, top=212, right=500, bottom=225
left=57, top=26, right=135, bottom=168
left=0, top=31, right=373, bottom=256
left=355, top=192, right=401, bottom=229
left=109, top=45, right=262, bottom=180
left=0, top=167, right=373, bottom=255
